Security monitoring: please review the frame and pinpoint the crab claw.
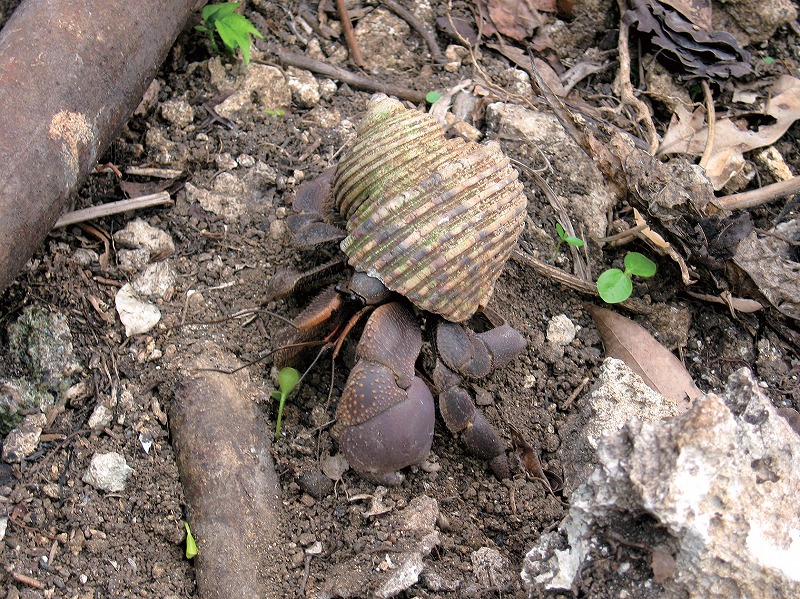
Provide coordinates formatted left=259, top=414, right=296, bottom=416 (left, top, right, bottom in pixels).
left=336, top=302, right=434, bottom=485
left=433, top=318, right=527, bottom=479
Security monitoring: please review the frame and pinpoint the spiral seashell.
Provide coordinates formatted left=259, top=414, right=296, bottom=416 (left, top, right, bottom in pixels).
left=332, top=95, right=527, bottom=323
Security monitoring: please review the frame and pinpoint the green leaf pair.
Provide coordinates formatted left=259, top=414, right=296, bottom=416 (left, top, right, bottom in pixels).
left=196, top=2, right=264, bottom=65
left=596, top=252, right=657, bottom=304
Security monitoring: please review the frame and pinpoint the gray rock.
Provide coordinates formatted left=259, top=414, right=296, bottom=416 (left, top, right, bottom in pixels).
left=546, top=314, right=578, bottom=346
left=2, top=413, right=47, bottom=463
left=523, top=368, right=800, bottom=598
left=160, top=98, right=194, bottom=128
left=0, top=378, right=52, bottom=435
left=115, top=283, right=162, bottom=337
left=319, top=495, right=440, bottom=598
left=113, top=218, right=175, bottom=261
left=471, top=546, right=513, bottom=588
left=213, top=63, right=290, bottom=119
left=286, top=67, right=320, bottom=107
left=82, top=452, right=133, bottom=493
left=3, top=306, right=81, bottom=432
left=560, top=358, right=684, bottom=495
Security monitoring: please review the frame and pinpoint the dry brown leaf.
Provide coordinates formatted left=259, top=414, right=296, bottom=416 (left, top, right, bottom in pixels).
left=487, top=0, right=550, bottom=41
left=659, top=0, right=711, bottom=30
left=659, top=75, right=800, bottom=189
left=589, top=305, right=702, bottom=407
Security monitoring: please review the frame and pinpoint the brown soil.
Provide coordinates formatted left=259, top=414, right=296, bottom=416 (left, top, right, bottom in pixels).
left=1, top=1, right=798, bottom=598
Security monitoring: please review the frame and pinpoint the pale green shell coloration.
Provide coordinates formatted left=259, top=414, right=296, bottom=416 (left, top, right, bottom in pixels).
left=333, top=95, right=527, bottom=323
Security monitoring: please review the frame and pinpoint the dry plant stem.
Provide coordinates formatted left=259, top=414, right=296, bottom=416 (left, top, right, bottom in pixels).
left=698, top=80, right=715, bottom=169
left=614, top=0, right=659, bottom=154
left=335, top=0, right=365, bottom=68
left=53, top=192, right=173, bottom=228
left=377, top=0, right=446, bottom=63
left=527, top=168, right=589, bottom=281
left=274, top=49, right=427, bottom=103
left=716, top=176, right=800, bottom=211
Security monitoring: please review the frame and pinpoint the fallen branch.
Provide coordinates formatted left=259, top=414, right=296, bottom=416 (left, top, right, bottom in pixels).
left=273, top=49, right=427, bottom=103
left=335, top=0, right=365, bottom=68
left=716, top=176, right=800, bottom=211
left=53, top=192, right=174, bottom=228
left=171, top=346, right=283, bottom=599
left=0, top=0, right=201, bottom=294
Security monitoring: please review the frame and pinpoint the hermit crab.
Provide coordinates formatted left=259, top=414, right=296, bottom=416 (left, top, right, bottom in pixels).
left=269, top=94, right=528, bottom=484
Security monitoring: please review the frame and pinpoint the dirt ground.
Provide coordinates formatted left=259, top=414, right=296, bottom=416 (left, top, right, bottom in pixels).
left=1, top=0, right=799, bottom=597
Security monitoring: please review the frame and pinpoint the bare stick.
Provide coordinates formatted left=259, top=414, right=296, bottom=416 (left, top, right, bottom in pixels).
left=273, top=49, right=427, bottom=103
left=716, top=176, right=800, bottom=211
left=52, top=192, right=173, bottom=228
left=336, top=0, right=365, bottom=68
left=614, top=0, right=659, bottom=154
left=698, top=80, right=715, bottom=170
left=377, top=0, right=446, bottom=64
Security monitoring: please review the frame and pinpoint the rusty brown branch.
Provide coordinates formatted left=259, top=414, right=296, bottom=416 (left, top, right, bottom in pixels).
left=336, top=0, right=365, bottom=68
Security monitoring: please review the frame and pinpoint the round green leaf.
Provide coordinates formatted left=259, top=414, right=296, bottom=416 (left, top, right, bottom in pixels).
left=597, top=268, right=633, bottom=303
left=425, top=91, right=442, bottom=104
left=624, top=252, right=656, bottom=277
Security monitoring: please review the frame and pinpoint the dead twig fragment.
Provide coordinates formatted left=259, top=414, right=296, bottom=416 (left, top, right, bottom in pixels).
left=336, top=0, right=365, bottom=68
left=273, top=49, right=427, bottom=103
left=716, top=176, right=800, bottom=211
left=11, top=572, right=45, bottom=590
left=377, top=0, right=446, bottom=64
left=698, top=80, right=715, bottom=170
left=53, top=191, right=173, bottom=229
left=614, top=0, right=659, bottom=154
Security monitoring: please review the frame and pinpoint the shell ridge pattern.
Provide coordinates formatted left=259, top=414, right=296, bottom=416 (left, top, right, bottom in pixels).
left=333, top=95, right=527, bottom=322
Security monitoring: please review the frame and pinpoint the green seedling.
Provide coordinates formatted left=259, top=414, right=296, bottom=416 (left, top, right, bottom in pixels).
left=554, top=222, right=584, bottom=259
left=271, top=366, right=301, bottom=439
left=196, top=2, right=264, bottom=65
left=265, top=108, right=286, bottom=118
left=184, top=522, right=198, bottom=559
left=596, top=251, right=657, bottom=303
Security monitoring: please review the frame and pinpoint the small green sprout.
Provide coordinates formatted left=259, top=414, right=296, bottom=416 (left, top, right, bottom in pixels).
left=425, top=91, right=442, bottom=104
left=196, top=2, right=264, bottom=65
left=271, top=366, right=301, bottom=439
left=184, top=522, right=198, bottom=559
left=554, top=222, right=584, bottom=259
left=264, top=108, right=286, bottom=118
left=763, top=56, right=775, bottom=65
left=596, top=251, right=657, bottom=303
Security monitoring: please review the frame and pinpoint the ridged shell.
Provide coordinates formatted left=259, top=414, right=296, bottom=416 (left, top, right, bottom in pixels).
left=333, top=95, right=526, bottom=323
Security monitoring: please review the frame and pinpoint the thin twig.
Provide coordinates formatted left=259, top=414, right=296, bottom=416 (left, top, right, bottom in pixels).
left=53, top=192, right=173, bottom=228
left=336, top=0, right=365, bottom=68
left=272, top=49, right=427, bottom=103
left=376, top=0, right=445, bottom=63
left=698, top=80, right=715, bottom=170
left=716, top=176, right=800, bottom=211
left=614, top=0, right=659, bottom=154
